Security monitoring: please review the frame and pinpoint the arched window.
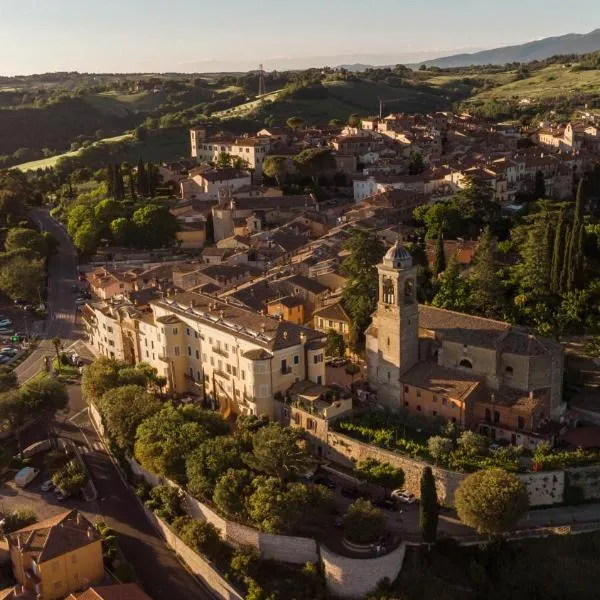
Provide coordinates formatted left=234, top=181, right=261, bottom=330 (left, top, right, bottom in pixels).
left=404, top=279, right=414, bottom=303
left=459, top=359, right=473, bottom=369
left=505, top=366, right=514, bottom=375
left=387, top=337, right=391, bottom=348
left=382, top=277, right=395, bottom=304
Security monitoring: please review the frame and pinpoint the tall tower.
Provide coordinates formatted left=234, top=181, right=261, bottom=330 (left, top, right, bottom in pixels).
left=258, top=64, right=266, bottom=96
left=366, top=241, right=419, bottom=409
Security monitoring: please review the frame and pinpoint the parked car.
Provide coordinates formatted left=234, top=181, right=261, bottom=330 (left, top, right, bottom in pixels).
left=41, top=479, right=56, bottom=492
left=391, top=489, right=417, bottom=504
left=0, top=356, right=10, bottom=364
left=327, top=358, right=348, bottom=368
left=1, top=348, right=17, bottom=356
left=14, top=467, right=39, bottom=487
left=0, top=319, right=12, bottom=328
left=55, top=489, right=72, bottom=502
left=75, top=298, right=87, bottom=306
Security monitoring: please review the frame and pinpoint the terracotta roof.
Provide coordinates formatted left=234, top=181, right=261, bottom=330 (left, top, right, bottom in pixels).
left=70, top=584, right=152, bottom=600
left=285, top=274, right=329, bottom=295
left=401, top=362, right=482, bottom=401
left=6, top=510, right=100, bottom=564
left=268, top=295, right=304, bottom=309
left=313, top=302, right=350, bottom=323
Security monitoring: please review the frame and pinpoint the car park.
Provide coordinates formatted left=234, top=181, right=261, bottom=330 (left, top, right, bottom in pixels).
left=391, top=489, right=417, bottom=504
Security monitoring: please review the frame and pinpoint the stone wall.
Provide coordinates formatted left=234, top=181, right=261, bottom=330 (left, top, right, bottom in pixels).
left=326, top=431, right=464, bottom=505
left=566, top=464, right=600, bottom=501
left=129, top=457, right=319, bottom=564
left=320, top=543, right=406, bottom=600
left=144, top=508, right=244, bottom=600
left=327, top=432, right=569, bottom=507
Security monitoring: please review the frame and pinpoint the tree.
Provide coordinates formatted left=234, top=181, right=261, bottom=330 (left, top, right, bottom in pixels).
left=344, top=499, right=386, bottom=545
left=82, top=357, right=124, bottom=404
left=0, top=255, right=44, bottom=303
left=113, top=164, right=125, bottom=201
left=52, top=459, right=87, bottom=494
left=325, top=329, right=345, bottom=358
left=433, top=235, right=446, bottom=277
left=432, top=256, right=471, bottom=311
left=99, top=385, right=161, bottom=453
left=452, top=176, right=500, bottom=237
left=355, top=458, right=405, bottom=497
left=565, top=180, right=585, bottom=292
left=21, top=377, right=69, bottom=435
left=457, top=431, right=487, bottom=456
left=213, top=468, right=253, bottom=519
left=408, top=151, right=425, bottom=175
left=0, top=390, right=30, bottom=456
left=245, top=475, right=291, bottom=533
left=348, top=114, right=361, bottom=128
left=243, top=423, right=313, bottom=481
left=551, top=210, right=566, bottom=293
left=0, top=366, right=18, bottom=393
left=286, top=116, right=304, bottom=130
left=73, top=223, right=99, bottom=255
left=427, top=436, right=453, bottom=464
left=132, top=204, right=178, bottom=249
left=262, top=155, right=288, bottom=187
left=344, top=362, right=361, bottom=383
left=134, top=404, right=228, bottom=482
left=0, top=190, right=25, bottom=225
left=293, top=148, right=336, bottom=184
left=110, top=217, right=134, bottom=247
left=51, top=337, right=62, bottom=370
left=469, top=227, right=502, bottom=317
left=94, top=198, right=124, bottom=231
left=455, top=468, right=529, bottom=535
left=215, top=152, right=232, bottom=169
left=134, top=126, right=148, bottom=142
left=341, top=229, right=385, bottom=350
left=534, top=170, right=546, bottom=200
left=4, top=228, right=48, bottom=259
left=413, top=202, right=461, bottom=239
left=136, top=159, right=149, bottom=197
left=0, top=508, right=37, bottom=534
left=172, top=517, right=225, bottom=561
left=419, top=466, right=438, bottom=544
left=145, top=485, right=184, bottom=523
left=186, top=436, right=245, bottom=500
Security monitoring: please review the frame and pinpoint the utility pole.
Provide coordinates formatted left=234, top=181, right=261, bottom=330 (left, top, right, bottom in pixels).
left=258, top=64, right=266, bottom=96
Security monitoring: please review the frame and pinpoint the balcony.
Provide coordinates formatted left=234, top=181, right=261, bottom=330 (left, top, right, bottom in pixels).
left=214, top=370, right=230, bottom=381
left=212, top=346, right=229, bottom=358
left=281, top=367, right=292, bottom=375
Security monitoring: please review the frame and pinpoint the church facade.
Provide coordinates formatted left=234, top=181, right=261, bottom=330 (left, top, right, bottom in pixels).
left=366, top=241, right=565, bottom=447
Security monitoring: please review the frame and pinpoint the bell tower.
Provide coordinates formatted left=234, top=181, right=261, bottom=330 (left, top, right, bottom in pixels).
left=366, top=241, right=419, bottom=409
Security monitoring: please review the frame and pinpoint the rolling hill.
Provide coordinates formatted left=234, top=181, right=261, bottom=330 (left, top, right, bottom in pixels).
left=420, top=28, right=600, bottom=68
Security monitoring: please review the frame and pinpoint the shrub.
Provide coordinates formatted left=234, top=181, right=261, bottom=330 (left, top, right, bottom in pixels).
left=145, top=485, right=184, bottom=523
left=344, top=499, right=386, bottom=545
left=172, top=516, right=226, bottom=562
left=0, top=508, right=37, bottom=533
left=52, top=459, right=87, bottom=494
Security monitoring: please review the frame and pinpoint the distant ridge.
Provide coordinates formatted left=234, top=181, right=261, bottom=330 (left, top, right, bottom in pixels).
left=418, top=28, right=600, bottom=68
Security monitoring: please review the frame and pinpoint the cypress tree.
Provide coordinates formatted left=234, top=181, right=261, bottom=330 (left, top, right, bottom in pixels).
left=469, top=227, right=502, bottom=317
left=147, top=162, right=156, bottom=197
left=136, top=159, right=148, bottom=197
left=433, top=235, right=446, bottom=277
left=419, top=466, right=439, bottom=544
left=551, top=210, right=565, bottom=294
left=560, top=223, right=571, bottom=293
left=114, top=163, right=125, bottom=201
left=566, top=180, right=585, bottom=291
left=107, top=163, right=115, bottom=197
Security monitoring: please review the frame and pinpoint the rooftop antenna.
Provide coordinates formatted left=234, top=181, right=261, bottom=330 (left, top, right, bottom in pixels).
left=258, top=64, right=266, bottom=97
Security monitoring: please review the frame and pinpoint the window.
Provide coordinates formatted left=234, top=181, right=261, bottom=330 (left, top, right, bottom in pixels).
left=151, top=341, right=154, bottom=350
left=197, top=371, right=201, bottom=380
left=218, top=360, right=222, bottom=371
left=188, top=347, right=192, bottom=356
left=493, top=410, right=500, bottom=424
left=209, top=337, right=213, bottom=345
left=306, top=418, right=317, bottom=431
left=518, top=416, right=525, bottom=430
left=459, top=359, right=472, bottom=369
left=417, top=405, right=422, bottom=412
left=442, top=398, right=447, bottom=406
left=319, top=319, right=324, bottom=328
left=294, top=355, right=299, bottom=365
left=404, top=401, right=409, bottom=407
left=328, top=320, right=333, bottom=327
left=145, top=339, right=148, bottom=347
left=416, top=390, right=421, bottom=398
left=232, top=366, right=237, bottom=377
left=241, top=370, right=246, bottom=380
left=404, top=386, right=409, bottom=393
left=432, top=411, right=438, bottom=417
left=186, top=327, right=190, bottom=336
left=189, top=368, right=194, bottom=379
left=225, top=343, right=229, bottom=351
left=485, top=408, right=491, bottom=422
left=258, top=384, right=268, bottom=397
left=451, top=417, right=457, bottom=424
left=505, top=366, right=514, bottom=375
left=146, top=351, right=149, bottom=358
left=226, top=364, right=232, bottom=374
left=173, top=328, right=178, bottom=335
left=202, top=353, right=207, bottom=362
left=433, top=396, right=438, bottom=403
left=196, top=350, right=200, bottom=359
left=174, top=346, right=180, bottom=357
left=210, top=357, right=215, bottom=366
left=317, top=375, right=322, bottom=385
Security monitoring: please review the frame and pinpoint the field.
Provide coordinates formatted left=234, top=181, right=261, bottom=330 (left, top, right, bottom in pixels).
left=467, top=64, right=600, bottom=103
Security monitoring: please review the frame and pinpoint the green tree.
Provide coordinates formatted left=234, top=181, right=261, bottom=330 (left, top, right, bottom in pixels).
left=132, top=204, right=178, bottom=249
left=457, top=431, right=488, bottom=456
left=453, top=177, right=500, bottom=237
left=51, top=337, right=62, bottom=369
left=0, top=508, right=38, bottom=534
left=94, top=198, right=124, bottom=231
left=408, top=151, right=425, bottom=175
left=433, top=235, right=446, bottom=276
left=344, top=499, right=386, bottom=545
left=347, top=114, right=361, bottom=128
left=215, top=152, right=232, bottom=169
left=0, top=366, right=18, bottom=393
left=52, top=459, right=87, bottom=494
left=110, top=217, right=134, bottom=247
left=82, top=357, right=124, bottom=404
left=134, top=404, right=228, bottom=482
left=4, top=228, right=48, bottom=258
left=0, top=390, right=30, bottom=456
left=419, top=466, right=439, bottom=544
left=455, top=468, right=529, bottom=535
left=262, top=155, right=288, bottom=187
left=413, top=202, right=461, bottom=239
left=341, top=229, right=385, bottom=350
left=566, top=180, right=585, bottom=292
left=286, top=116, right=304, bottom=130
left=213, top=468, right=254, bottom=519
left=171, top=517, right=225, bottom=561
left=427, top=436, right=453, bottom=464
left=551, top=209, right=566, bottom=294
left=469, top=227, right=502, bottom=317
left=136, top=159, right=149, bottom=197
left=355, top=458, right=405, bottom=497
left=432, top=256, right=471, bottom=311
left=0, top=254, right=44, bottom=303
left=99, top=385, right=161, bottom=453
left=114, top=164, right=125, bottom=201
left=186, top=436, right=245, bottom=500
left=293, top=148, right=336, bottom=184
left=534, top=170, right=546, bottom=200
left=325, top=329, right=346, bottom=358
left=243, top=423, right=313, bottom=481
left=73, top=223, right=99, bottom=255
left=145, top=485, right=185, bottom=523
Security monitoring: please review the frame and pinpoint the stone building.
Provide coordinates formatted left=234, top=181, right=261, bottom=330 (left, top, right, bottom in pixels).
left=366, top=241, right=565, bottom=447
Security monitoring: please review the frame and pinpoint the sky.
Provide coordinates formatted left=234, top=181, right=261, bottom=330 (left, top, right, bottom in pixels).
left=1, top=0, right=599, bottom=74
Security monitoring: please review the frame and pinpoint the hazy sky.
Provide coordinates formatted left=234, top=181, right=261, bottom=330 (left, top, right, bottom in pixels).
left=1, top=0, right=599, bottom=74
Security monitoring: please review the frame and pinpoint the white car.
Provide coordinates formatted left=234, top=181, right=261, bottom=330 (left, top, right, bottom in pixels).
left=391, top=489, right=417, bottom=504
left=0, top=319, right=12, bottom=328
left=41, top=479, right=56, bottom=492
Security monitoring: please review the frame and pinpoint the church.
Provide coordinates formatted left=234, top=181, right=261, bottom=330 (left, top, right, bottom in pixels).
left=366, top=241, right=565, bottom=448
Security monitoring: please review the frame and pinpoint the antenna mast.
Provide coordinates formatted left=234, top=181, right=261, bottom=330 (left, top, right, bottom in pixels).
left=258, top=64, right=266, bottom=96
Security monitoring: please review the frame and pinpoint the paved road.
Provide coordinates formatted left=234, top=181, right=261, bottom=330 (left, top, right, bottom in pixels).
left=15, top=208, right=79, bottom=383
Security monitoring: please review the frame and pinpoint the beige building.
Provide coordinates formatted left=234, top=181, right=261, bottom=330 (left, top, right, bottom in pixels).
left=313, top=302, right=351, bottom=344
left=5, top=511, right=103, bottom=600
left=366, top=241, right=565, bottom=447
left=85, top=292, right=328, bottom=420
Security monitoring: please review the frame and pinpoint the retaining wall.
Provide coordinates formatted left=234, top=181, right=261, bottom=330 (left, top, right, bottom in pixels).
left=129, top=457, right=319, bottom=564
left=320, top=543, right=406, bottom=599
left=144, top=508, right=244, bottom=600
left=565, top=464, right=600, bottom=501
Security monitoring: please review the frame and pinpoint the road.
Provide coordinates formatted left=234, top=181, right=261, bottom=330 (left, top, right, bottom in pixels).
left=15, top=208, right=79, bottom=383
